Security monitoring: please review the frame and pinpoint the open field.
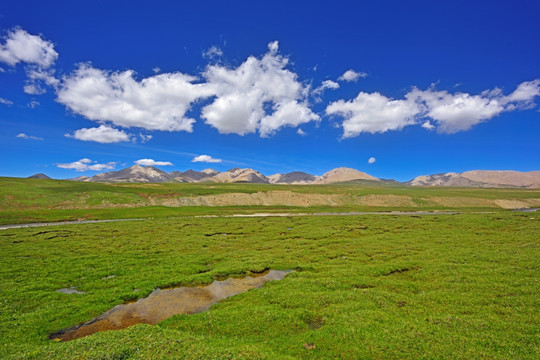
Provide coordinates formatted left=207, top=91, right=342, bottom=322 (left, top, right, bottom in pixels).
left=1, top=178, right=539, bottom=359
left=1, top=177, right=539, bottom=225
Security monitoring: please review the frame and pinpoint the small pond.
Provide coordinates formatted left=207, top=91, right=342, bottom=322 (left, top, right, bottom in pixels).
left=50, top=270, right=291, bottom=341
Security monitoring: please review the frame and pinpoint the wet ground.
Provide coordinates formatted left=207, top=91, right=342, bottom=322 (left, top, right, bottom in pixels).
left=50, top=270, right=291, bottom=341
left=0, top=211, right=460, bottom=230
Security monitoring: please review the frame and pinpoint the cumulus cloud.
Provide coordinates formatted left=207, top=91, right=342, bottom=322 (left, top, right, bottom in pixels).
left=135, top=159, right=173, bottom=166
left=328, top=79, right=540, bottom=136
left=57, top=158, right=116, bottom=172
left=152, top=67, right=161, bottom=73
left=192, top=155, right=222, bottom=163
left=408, top=87, right=505, bottom=133
left=24, top=68, right=60, bottom=95
left=502, top=79, right=540, bottom=108
left=0, top=28, right=58, bottom=68
left=297, top=128, right=307, bottom=136
left=368, top=157, right=376, bottom=164
left=57, top=64, right=215, bottom=132
left=338, top=69, right=367, bottom=82
left=55, top=41, right=318, bottom=138
left=326, top=91, right=421, bottom=137
left=0, top=97, right=13, bottom=106
left=65, top=125, right=131, bottom=143
left=312, top=80, right=340, bottom=101
left=201, top=41, right=319, bottom=136
left=202, top=45, right=223, bottom=59
left=16, top=133, right=43, bottom=140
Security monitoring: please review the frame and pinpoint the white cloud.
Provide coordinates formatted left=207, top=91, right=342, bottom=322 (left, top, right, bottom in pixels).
left=312, top=80, right=340, bottom=100
left=135, top=159, right=173, bottom=166
left=421, top=121, right=435, bottom=130
left=27, top=68, right=60, bottom=86
left=28, top=100, right=40, bottom=108
left=65, top=125, right=131, bottom=143
left=16, top=133, right=43, bottom=140
left=152, top=67, right=161, bottom=73
left=408, top=87, right=505, bottom=133
left=192, top=155, right=222, bottom=163
left=0, top=28, right=58, bottom=68
left=57, top=64, right=215, bottom=132
left=24, top=68, right=60, bottom=95
left=328, top=79, right=540, bottom=136
left=326, top=91, right=421, bottom=137
left=202, top=45, right=223, bottom=59
left=320, top=80, right=339, bottom=90
left=23, top=84, right=45, bottom=95
left=502, top=79, right=540, bottom=108
left=368, top=157, right=376, bottom=164
left=57, top=158, right=116, bottom=172
left=201, top=41, right=319, bottom=136
left=0, top=97, right=13, bottom=106
left=338, top=69, right=367, bottom=82
left=55, top=41, right=318, bottom=138
left=139, top=133, right=152, bottom=143
left=267, top=40, right=279, bottom=53
left=297, top=128, right=307, bottom=136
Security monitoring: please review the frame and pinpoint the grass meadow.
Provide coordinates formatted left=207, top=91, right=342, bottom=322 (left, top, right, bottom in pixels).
left=0, top=178, right=539, bottom=359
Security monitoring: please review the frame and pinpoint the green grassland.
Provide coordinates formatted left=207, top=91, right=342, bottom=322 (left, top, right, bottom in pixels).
left=1, top=177, right=539, bottom=225
left=1, top=178, right=539, bottom=359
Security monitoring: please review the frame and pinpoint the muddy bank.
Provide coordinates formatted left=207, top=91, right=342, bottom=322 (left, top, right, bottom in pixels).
left=50, top=270, right=291, bottom=341
left=146, top=191, right=539, bottom=210
left=150, top=192, right=417, bottom=207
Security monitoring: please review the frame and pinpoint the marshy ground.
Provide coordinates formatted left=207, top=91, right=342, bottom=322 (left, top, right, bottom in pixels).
left=0, top=178, right=539, bottom=359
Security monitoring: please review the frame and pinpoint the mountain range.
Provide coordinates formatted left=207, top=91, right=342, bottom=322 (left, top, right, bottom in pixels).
left=40, top=166, right=540, bottom=189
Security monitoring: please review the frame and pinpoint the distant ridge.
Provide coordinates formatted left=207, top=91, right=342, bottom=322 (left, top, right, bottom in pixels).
left=62, top=166, right=540, bottom=188
left=27, top=173, right=51, bottom=179
left=409, top=170, right=540, bottom=189
left=88, top=165, right=174, bottom=183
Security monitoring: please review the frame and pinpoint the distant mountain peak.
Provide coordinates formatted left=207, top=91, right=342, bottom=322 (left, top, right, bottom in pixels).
left=27, top=173, right=51, bottom=179
left=66, top=165, right=538, bottom=188
left=313, top=167, right=379, bottom=184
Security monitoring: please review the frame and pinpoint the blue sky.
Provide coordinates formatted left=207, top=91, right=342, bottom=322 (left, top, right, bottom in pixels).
left=1, top=0, right=539, bottom=181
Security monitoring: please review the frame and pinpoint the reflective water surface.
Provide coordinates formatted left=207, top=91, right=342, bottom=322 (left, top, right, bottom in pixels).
left=50, top=270, right=291, bottom=341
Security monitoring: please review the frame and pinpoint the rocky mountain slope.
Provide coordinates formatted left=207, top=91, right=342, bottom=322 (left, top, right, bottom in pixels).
left=170, top=169, right=219, bottom=182
left=207, top=168, right=269, bottom=183
left=268, top=171, right=318, bottom=184
left=86, top=165, right=174, bottom=183
left=409, top=170, right=540, bottom=189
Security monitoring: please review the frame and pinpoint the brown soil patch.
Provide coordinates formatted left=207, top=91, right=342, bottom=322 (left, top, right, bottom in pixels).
left=494, top=199, right=532, bottom=209
left=148, top=191, right=416, bottom=208
left=428, top=197, right=495, bottom=207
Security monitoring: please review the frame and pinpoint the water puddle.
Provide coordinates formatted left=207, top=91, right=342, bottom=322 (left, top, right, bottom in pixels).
left=56, top=287, right=85, bottom=294
left=50, top=270, right=291, bottom=341
left=512, top=208, right=539, bottom=212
